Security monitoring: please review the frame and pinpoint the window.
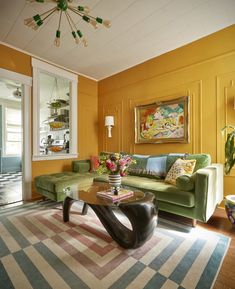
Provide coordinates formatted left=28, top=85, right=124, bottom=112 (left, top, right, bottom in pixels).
left=32, top=58, right=78, bottom=161
left=5, top=107, right=22, bottom=156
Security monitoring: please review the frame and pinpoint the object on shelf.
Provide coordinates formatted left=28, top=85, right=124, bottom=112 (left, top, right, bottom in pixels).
left=48, top=99, right=69, bottom=109
left=49, top=121, right=66, bottom=129
left=49, top=146, right=63, bottom=153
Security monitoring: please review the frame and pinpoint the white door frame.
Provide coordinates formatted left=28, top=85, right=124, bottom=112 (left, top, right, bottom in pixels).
left=0, top=68, right=32, bottom=201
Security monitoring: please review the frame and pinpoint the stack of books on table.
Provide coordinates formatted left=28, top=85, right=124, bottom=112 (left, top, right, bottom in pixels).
left=97, top=189, right=134, bottom=202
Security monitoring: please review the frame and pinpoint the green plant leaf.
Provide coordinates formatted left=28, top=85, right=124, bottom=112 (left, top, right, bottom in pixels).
left=223, top=126, right=235, bottom=175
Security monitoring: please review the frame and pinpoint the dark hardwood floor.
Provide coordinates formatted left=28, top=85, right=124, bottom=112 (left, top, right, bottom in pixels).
left=199, top=208, right=235, bottom=289
left=159, top=208, right=235, bottom=289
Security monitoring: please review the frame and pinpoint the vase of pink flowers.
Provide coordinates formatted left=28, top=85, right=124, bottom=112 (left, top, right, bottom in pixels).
left=97, top=153, right=136, bottom=195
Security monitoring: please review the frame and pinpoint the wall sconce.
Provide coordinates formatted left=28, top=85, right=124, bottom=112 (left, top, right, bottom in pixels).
left=105, top=116, right=114, bottom=138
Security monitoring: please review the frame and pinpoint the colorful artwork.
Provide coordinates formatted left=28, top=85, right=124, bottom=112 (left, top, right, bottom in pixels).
left=135, top=96, right=189, bottom=143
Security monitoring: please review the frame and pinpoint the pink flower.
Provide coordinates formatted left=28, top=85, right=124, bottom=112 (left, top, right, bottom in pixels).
left=119, top=159, right=127, bottom=166
left=106, top=160, right=117, bottom=172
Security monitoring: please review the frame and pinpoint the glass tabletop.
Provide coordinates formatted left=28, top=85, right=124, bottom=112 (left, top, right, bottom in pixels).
left=63, top=182, right=145, bottom=206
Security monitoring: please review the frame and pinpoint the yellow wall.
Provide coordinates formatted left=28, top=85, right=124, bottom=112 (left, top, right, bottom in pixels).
left=98, top=25, right=235, bottom=198
left=0, top=44, right=98, bottom=199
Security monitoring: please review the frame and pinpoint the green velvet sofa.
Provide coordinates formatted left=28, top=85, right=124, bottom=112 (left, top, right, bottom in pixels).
left=34, top=153, right=223, bottom=224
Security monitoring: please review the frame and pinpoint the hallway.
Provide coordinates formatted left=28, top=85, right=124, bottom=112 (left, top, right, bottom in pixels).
left=0, top=171, right=22, bottom=205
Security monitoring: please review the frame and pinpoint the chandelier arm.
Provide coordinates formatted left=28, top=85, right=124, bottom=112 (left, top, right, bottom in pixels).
left=66, top=9, right=87, bottom=46
left=66, top=10, right=78, bottom=31
left=68, top=6, right=103, bottom=25
left=39, top=6, right=58, bottom=18
left=57, top=10, right=62, bottom=31
left=65, top=11, right=74, bottom=32
left=67, top=7, right=84, bottom=18
left=41, top=7, right=58, bottom=22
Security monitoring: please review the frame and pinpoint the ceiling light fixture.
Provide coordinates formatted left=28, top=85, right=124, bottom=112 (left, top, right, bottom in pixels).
left=24, top=0, right=111, bottom=47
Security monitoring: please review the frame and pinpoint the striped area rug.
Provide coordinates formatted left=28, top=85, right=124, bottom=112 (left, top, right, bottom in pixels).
left=0, top=201, right=230, bottom=289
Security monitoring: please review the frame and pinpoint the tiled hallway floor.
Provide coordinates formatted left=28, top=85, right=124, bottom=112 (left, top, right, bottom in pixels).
left=0, top=172, right=22, bottom=205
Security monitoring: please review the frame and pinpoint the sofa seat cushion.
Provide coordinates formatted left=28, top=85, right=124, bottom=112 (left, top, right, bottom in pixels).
left=94, top=175, right=195, bottom=208
left=35, top=172, right=95, bottom=194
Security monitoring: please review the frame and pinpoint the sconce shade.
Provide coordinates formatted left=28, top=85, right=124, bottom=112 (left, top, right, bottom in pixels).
left=105, top=116, right=114, bottom=126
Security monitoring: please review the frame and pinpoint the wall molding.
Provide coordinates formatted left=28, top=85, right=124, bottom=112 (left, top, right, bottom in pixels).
left=126, top=81, right=202, bottom=155
left=216, top=72, right=235, bottom=177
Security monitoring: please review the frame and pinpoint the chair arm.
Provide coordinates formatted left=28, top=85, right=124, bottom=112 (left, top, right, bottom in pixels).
left=194, top=164, right=223, bottom=222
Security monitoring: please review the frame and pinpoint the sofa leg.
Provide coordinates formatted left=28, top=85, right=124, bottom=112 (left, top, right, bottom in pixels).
left=192, top=219, right=197, bottom=227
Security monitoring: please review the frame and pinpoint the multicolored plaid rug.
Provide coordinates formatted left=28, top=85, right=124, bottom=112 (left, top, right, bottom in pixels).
left=0, top=201, right=230, bottom=289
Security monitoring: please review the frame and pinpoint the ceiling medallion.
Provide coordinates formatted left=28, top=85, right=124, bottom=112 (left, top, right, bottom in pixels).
left=24, top=0, right=111, bottom=47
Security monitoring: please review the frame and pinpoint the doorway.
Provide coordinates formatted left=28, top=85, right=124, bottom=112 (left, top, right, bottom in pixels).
left=0, top=78, right=23, bottom=205
left=0, top=68, right=32, bottom=204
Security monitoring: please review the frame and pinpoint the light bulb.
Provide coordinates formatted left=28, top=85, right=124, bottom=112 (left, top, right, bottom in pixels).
left=54, top=37, right=60, bottom=47
left=24, top=17, right=34, bottom=27
left=83, top=6, right=90, bottom=13
left=71, top=31, right=79, bottom=44
left=90, top=19, right=98, bottom=29
left=82, top=38, right=88, bottom=47
left=103, top=20, right=111, bottom=28
left=32, top=24, right=39, bottom=30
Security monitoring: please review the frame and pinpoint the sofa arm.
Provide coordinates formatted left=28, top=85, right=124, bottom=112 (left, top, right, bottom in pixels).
left=194, top=164, right=223, bottom=222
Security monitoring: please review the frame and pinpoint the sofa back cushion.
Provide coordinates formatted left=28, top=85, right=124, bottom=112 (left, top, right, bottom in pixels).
left=128, top=154, right=167, bottom=179
left=166, top=153, right=211, bottom=173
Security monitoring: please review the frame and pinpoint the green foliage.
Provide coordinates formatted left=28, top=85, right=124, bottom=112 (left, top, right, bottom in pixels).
left=222, top=125, right=235, bottom=175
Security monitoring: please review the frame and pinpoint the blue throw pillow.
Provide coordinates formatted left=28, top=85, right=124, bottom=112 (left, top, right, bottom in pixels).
left=146, top=156, right=167, bottom=178
left=129, top=154, right=167, bottom=179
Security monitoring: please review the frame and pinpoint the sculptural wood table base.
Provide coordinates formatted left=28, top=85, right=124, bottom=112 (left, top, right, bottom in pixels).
left=63, top=189, right=158, bottom=249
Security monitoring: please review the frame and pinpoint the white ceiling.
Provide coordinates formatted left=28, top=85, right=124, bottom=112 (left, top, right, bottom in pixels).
left=0, top=0, right=235, bottom=80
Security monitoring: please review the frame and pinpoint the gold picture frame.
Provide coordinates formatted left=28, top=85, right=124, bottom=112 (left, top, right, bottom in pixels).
left=135, top=96, right=189, bottom=144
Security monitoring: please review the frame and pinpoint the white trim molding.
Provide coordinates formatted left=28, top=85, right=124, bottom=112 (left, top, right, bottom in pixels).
left=32, top=58, right=78, bottom=161
left=0, top=68, right=32, bottom=201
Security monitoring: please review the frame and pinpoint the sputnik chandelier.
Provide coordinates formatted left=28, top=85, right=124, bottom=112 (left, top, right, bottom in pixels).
left=24, top=0, right=111, bottom=47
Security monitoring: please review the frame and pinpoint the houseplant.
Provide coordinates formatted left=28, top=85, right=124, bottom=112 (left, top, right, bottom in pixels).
left=222, top=125, right=235, bottom=224
left=222, top=125, right=235, bottom=175
left=97, top=153, right=136, bottom=194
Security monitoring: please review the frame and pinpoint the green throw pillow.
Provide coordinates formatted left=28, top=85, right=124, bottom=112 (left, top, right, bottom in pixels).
left=176, top=173, right=196, bottom=191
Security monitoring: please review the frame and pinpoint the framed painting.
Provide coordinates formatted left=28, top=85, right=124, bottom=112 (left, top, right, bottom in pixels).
left=135, top=96, right=189, bottom=144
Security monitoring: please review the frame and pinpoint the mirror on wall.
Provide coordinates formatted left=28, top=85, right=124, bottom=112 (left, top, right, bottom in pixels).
left=32, top=58, right=78, bottom=161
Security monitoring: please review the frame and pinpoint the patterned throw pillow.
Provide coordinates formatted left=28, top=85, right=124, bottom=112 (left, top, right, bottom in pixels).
left=165, top=158, right=196, bottom=185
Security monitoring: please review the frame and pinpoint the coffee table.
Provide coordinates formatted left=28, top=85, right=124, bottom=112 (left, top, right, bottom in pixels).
left=63, top=182, right=158, bottom=249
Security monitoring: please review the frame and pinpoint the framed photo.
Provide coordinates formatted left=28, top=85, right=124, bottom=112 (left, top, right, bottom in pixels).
left=135, top=96, right=189, bottom=144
